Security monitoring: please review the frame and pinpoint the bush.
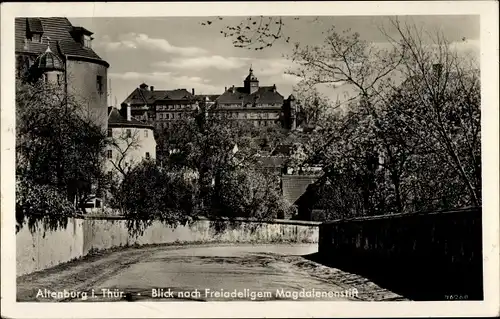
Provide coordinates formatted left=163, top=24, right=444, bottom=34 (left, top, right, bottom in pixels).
left=16, top=178, right=75, bottom=234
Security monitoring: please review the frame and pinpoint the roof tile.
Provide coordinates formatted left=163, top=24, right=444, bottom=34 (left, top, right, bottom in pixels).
left=15, top=17, right=108, bottom=66
left=108, top=108, right=153, bottom=129
left=216, top=86, right=284, bottom=106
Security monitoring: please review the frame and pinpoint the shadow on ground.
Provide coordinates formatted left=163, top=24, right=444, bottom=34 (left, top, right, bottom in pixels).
left=302, top=252, right=484, bottom=301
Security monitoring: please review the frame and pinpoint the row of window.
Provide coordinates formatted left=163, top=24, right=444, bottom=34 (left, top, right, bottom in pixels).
left=154, top=119, right=279, bottom=130
left=157, top=112, right=189, bottom=120
left=219, top=112, right=278, bottom=120
left=254, top=120, right=279, bottom=127
left=107, top=150, right=150, bottom=160
left=219, top=103, right=280, bottom=108
left=156, top=104, right=193, bottom=110
left=107, top=128, right=149, bottom=138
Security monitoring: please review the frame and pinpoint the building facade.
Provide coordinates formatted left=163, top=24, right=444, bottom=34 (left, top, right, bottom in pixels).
left=106, top=106, right=156, bottom=178
left=215, top=67, right=295, bottom=128
left=120, top=67, right=298, bottom=131
left=15, top=17, right=109, bottom=130
left=121, top=84, right=198, bottom=131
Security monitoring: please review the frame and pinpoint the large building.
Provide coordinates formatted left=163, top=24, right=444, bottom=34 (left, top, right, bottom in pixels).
left=121, top=84, right=198, bottom=131
left=214, top=67, right=295, bottom=128
left=15, top=17, right=109, bottom=130
left=120, top=67, right=299, bottom=131
left=106, top=105, right=156, bottom=179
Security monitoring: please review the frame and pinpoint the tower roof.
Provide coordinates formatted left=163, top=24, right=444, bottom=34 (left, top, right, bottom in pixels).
left=244, top=66, right=258, bottom=82
left=32, top=43, right=64, bottom=72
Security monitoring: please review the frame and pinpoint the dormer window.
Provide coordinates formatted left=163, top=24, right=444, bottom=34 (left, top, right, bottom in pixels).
left=27, top=18, right=44, bottom=43
left=84, top=35, right=93, bottom=48
left=70, top=26, right=94, bottom=49
left=31, top=33, right=42, bottom=43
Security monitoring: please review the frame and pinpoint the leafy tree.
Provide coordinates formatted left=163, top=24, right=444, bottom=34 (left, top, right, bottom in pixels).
left=115, top=160, right=198, bottom=236
left=283, top=18, right=479, bottom=218
left=16, top=77, right=109, bottom=231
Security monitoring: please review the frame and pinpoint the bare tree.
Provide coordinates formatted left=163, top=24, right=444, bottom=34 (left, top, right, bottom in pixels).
left=108, top=128, right=142, bottom=178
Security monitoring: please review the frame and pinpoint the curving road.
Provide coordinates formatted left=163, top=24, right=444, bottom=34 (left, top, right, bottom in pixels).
left=17, top=244, right=405, bottom=302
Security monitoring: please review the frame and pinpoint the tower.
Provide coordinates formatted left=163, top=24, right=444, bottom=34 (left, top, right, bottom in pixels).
left=243, top=65, right=259, bottom=94
left=30, top=41, right=65, bottom=86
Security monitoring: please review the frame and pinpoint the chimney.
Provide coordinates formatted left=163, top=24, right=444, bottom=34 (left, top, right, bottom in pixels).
left=150, top=86, right=154, bottom=91
left=225, top=86, right=227, bottom=92
left=232, top=85, right=235, bottom=93
left=126, top=103, right=131, bottom=121
left=272, top=84, right=276, bottom=93
left=192, top=88, right=195, bottom=95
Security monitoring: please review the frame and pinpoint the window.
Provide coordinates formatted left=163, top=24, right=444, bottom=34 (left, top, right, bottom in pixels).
left=166, top=113, right=170, bottom=119
left=144, top=130, right=148, bottom=137
left=84, top=35, right=92, bottom=48
left=172, top=113, right=175, bottom=119
left=57, top=74, right=62, bottom=86
left=126, top=129, right=131, bottom=138
left=31, top=34, right=42, bottom=43
left=107, top=150, right=112, bottom=159
left=159, top=113, right=163, bottom=119
left=96, top=76, right=103, bottom=93
left=145, top=152, right=150, bottom=160
left=107, top=128, right=112, bottom=137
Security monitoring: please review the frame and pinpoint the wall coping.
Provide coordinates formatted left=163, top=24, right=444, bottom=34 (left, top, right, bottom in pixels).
left=321, top=206, right=481, bottom=225
left=75, top=214, right=322, bottom=226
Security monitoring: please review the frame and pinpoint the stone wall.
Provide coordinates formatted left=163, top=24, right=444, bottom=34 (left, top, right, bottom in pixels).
left=17, top=217, right=320, bottom=277
left=317, top=207, right=483, bottom=300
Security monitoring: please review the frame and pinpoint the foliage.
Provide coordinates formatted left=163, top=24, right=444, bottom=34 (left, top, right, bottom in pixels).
left=15, top=178, right=74, bottom=234
left=152, top=108, right=296, bottom=221
left=114, top=160, right=198, bottom=237
left=211, top=166, right=293, bottom=220
left=287, top=19, right=481, bottom=219
left=16, top=77, right=110, bottom=232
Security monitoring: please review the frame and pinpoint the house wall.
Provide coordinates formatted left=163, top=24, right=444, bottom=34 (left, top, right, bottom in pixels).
left=105, top=126, right=156, bottom=174
left=66, top=59, right=108, bottom=131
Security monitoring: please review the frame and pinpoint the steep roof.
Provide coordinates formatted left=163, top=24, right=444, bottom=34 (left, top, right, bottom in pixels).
left=281, top=175, right=321, bottom=204
left=32, top=46, right=64, bottom=71
left=216, top=86, right=284, bottom=106
left=108, top=107, right=153, bottom=129
left=122, top=87, right=196, bottom=105
left=15, top=17, right=108, bottom=67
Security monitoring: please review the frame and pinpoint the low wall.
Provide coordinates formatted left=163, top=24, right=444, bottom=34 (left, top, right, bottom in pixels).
left=17, top=217, right=320, bottom=277
left=16, top=218, right=85, bottom=277
left=318, top=207, right=483, bottom=300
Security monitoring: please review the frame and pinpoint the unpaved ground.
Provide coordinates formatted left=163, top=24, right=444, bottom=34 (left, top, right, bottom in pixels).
left=17, top=244, right=406, bottom=302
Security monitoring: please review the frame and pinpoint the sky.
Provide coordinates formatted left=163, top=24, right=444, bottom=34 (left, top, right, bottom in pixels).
left=69, top=15, right=480, bottom=107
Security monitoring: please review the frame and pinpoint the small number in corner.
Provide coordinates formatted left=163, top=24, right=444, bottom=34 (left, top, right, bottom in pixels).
left=445, top=294, right=469, bottom=300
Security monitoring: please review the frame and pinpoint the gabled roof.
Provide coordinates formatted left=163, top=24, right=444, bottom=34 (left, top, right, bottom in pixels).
left=216, top=86, right=284, bottom=105
left=122, top=87, right=196, bottom=105
left=15, top=17, right=108, bottom=67
left=108, top=107, right=153, bottom=129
